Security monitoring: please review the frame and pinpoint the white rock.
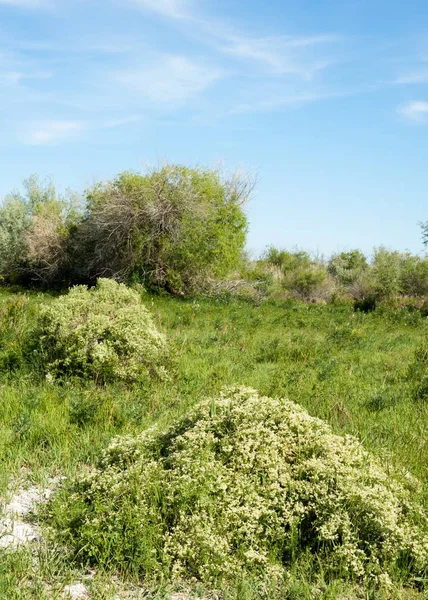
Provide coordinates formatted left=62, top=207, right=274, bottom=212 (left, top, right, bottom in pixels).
left=63, top=582, right=89, bottom=599
left=0, top=477, right=62, bottom=550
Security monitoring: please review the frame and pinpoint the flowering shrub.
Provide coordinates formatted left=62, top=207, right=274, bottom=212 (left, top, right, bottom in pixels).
left=37, top=278, right=167, bottom=382
left=46, top=387, right=428, bottom=588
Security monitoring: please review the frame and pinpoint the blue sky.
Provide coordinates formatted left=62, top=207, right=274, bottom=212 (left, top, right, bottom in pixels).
left=1, top=0, right=428, bottom=258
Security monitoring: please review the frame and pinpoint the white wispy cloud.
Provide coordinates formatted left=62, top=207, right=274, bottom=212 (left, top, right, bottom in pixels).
left=118, top=0, right=339, bottom=78
left=0, top=0, right=50, bottom=8
left=114, top=55, right=221, bottom=105
left=220, top=34, right=338, bottom=77
left=228, top=87, right=354, bottom=115
left=396, top=70, right=428, bottom=85
left=20, top=120, right=85, bottom=145
left=281, top=34, right=342, bottom=48
left=114, top=0, right=343, bottom=84
left=103, top=115, right=142, bottom=128
left=399, top=101, right=428, bottom=122
left=0, top=71, right=23, bottom=84
left=123, top=0, right=190, bottom=19
left=0, top=70, right=52, bottom=85
left=1, top=0, right=346, bottom=131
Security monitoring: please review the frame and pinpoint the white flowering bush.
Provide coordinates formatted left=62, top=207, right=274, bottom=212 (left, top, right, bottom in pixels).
left=37, top=278, right=167, bottom=382
left=46, top=387, right=428, bottom=588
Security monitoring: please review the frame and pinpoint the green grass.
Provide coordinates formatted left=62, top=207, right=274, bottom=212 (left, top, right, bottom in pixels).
left=0, top=288, right=427, bottom=599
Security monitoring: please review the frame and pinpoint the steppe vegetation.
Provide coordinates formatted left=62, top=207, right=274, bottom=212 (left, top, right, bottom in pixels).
left=0, top=167, right=427, bottom=599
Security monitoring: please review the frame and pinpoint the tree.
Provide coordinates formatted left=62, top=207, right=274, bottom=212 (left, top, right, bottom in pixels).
left=0, top=175, right=80, bottom=285
left=263, top=247, right=332, bottom=300
left=0, top=196, right=30, bottom=282
left=420, top=221, right=428, bottom=248
left=327, top=250, right=368, bottom=286
left=74, top=165, right=253, bottom=293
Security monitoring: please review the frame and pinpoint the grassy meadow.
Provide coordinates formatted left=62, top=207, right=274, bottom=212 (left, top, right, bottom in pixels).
left=0, top=287, right=427, bottom=599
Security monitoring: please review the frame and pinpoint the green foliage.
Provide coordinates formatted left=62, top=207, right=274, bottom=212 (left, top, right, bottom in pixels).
left=2, top=170, right=428, bottom=307
left=0, top=295, right=27, bottom=371
left=263, top=247, right=332, bottom=301
left=46, top=387, right=428, bottom=589
left=350, top=250, right=428, bottom=303
left=282, top=262, right=330, bottom=300
left=264, top=247, right=311, bottom=272
left=369, top=248, right=428, bottom=300
left=35, top=279, right=167, bottom=383
left=77, top=166, right=249, bottom=293
left=0, top=167, right=250, bottom=294
left=369, top=247, right=402, bottom=299
left=420, top=221, right=428, bottom=248
left=0, top=198, right=31, bottom=282
left=0, top=175, right=81, bottom=286
left=231, top=256, right=278, bottom=302
left=258, top=246, right=428, bottom=305
left=1, top=288, right=428, bottom=597
left=407, top=341, right=428, bottom=401
left=398, top=254, right=428, bottom=296
left=328, top=250, right=368, bottom=286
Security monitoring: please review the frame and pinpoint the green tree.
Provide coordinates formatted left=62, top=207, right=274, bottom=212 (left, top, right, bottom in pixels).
left=398, top=253, right=428, bottom=296
left=369, top=247, right=402, bottom=299
left=0, top=197, right=30, bottom=282
left=420, top=221, right=428, bottom=249
left=0, top=175, right=79, bottom=285
left=76, top=165, right=251, bottom=293
left=263, top=247, right=332, bottom=300
left=327, top=250, right=368, bottom=285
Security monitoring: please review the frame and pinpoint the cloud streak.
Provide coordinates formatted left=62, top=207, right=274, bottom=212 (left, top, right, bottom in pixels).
left=0, top=0, right=51, bottom=8
left=0, top=70, right=52, bottom=84
left=1, top=0, right=398, bottom=144
left=399, top=101, right=428, bottom=122
left=102, top=115, right=142, bottom=128
left=228, top=86, right=357, bottom=115
left=114, top=55, right=221, bottom=105
left=118, top=0, right=340, bottom=79
left=20, top=120, right=85, bottom=145
left=123, top=0, right=190, bottom=19
left=220, top=34, right=338, bottom=77
left=396, top=70, right=428, bottom=85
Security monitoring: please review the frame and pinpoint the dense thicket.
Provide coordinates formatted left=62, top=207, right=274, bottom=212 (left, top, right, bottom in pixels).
left=1, top=170, right=427, bottom=303
left=236, top=247, right=428, bottom=306
left=0, top=166, right=251, bottom=293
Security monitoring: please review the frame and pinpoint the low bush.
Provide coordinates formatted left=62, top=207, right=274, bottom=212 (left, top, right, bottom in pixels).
left=282, top=262, right=332, bottom=301
left=263, top=248, right=335, bottom=301
left=45, top=387, right=428, bottom=589
left=399, top=253, right=428, bottom=296
left=35, top=278, right=167, bottom=383
left=327, top=250, right=368, bottom=286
